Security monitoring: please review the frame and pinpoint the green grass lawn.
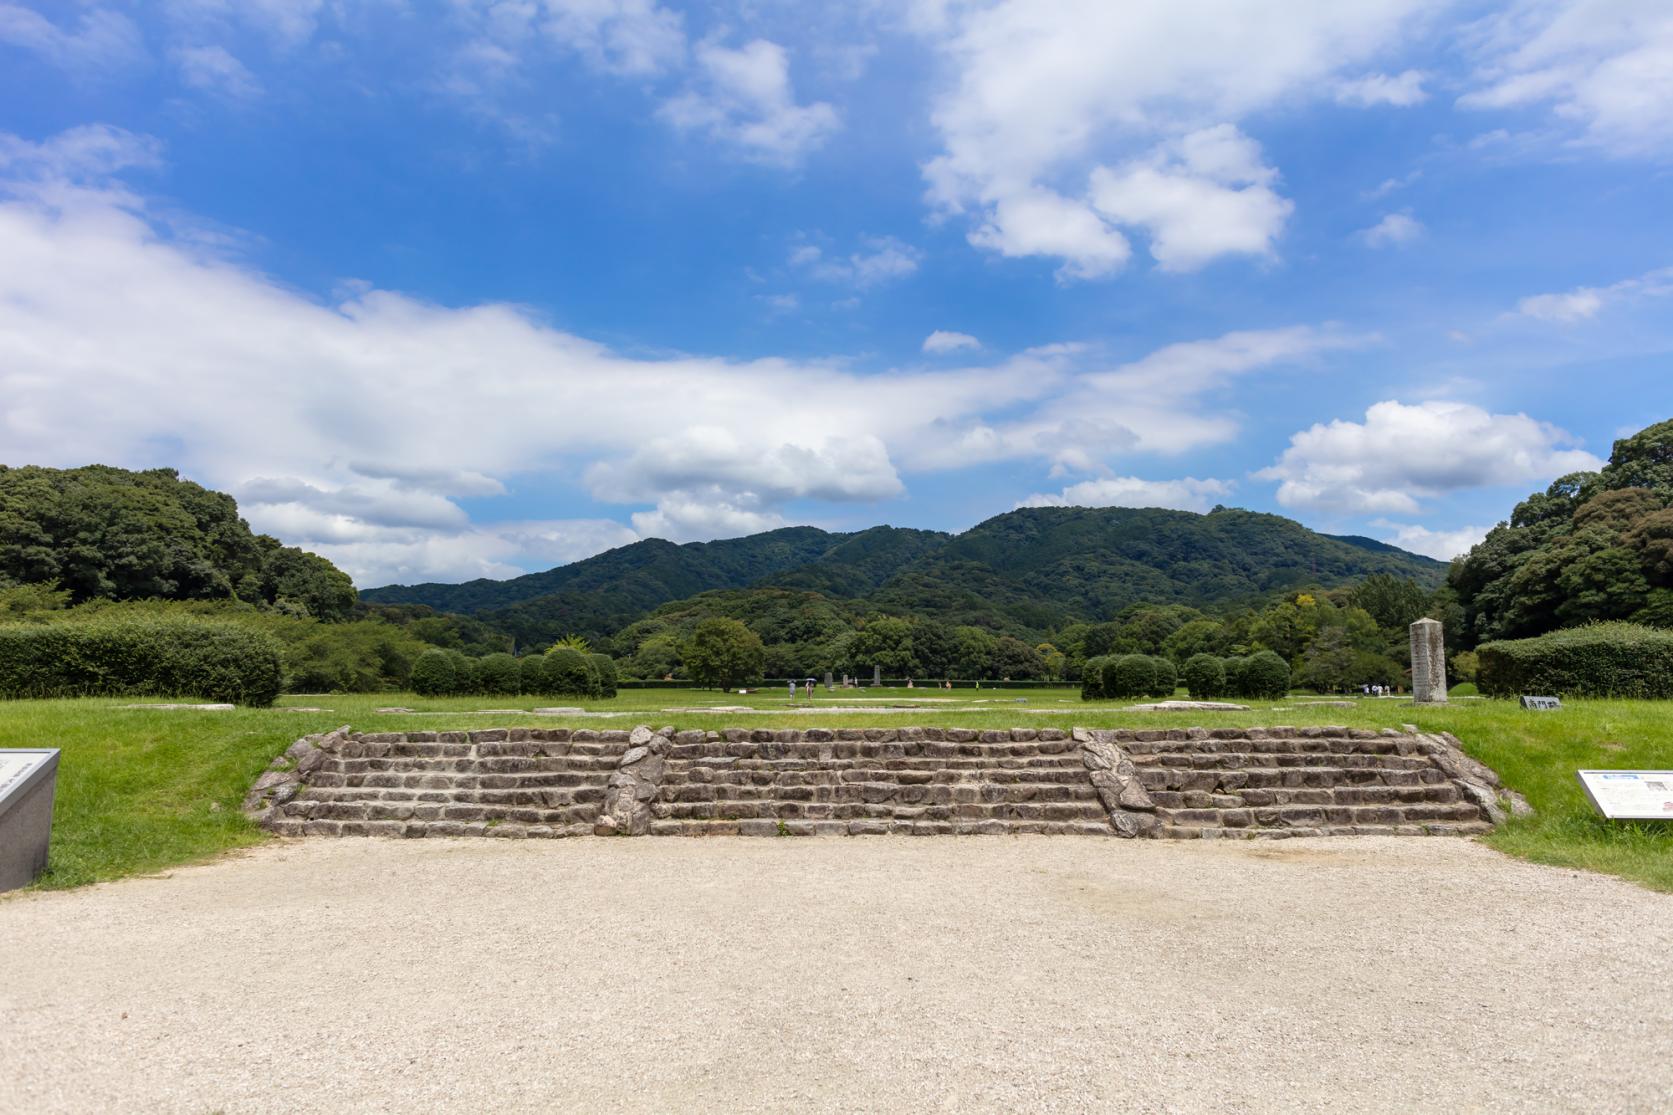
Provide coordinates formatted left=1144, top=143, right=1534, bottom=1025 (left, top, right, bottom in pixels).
left=3, top=687, right=1670, bottom=891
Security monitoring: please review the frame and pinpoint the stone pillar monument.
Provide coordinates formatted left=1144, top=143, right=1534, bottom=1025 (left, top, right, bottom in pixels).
left=872, top=665, right=882, bottom=688
left=824, top=671, right=833, bottom=691
left=1409, top=617, right=1447, bottom=704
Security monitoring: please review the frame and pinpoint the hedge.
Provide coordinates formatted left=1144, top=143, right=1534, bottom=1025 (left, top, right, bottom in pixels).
left=0, top=618, right=283, bottom=706
left=1182, top=653, right=1226, bottom=698
left=1477, top=622, right=1673, bottom=699
left=1081, top=655, right=1113, bottom=700
left=1104, top=655, right=1155, bottom=699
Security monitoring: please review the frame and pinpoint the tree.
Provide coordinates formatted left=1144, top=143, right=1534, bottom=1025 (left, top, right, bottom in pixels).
left=1161, top=618, right=1228, bottom=664
left=628, top=633, right=681, bottom=680
left=951, top=626, right=998, bottom=679
left=475, top=652, right=521, bottom=695
left=1146, top=655, right=1177, bottom=697
left=1081, top=655, right=1112, bottom=700
left=848, top=615, right=917, bottom=676
left=682, top=618, right=764, bottom=689
left=587, top=653, right=618, bottom=698
left=519, top=653, right=550, bottom=694
left=1035, top=642, right=1066, bottom=681
left=991, top=636, right=1045, bottom=679
left=545, top=647, right=598, bottom=696
left=550, top=634, right=591, bottom=653
left=1243, top=651, right=1291, bottom=700
left=913, top=620, right=957, bottom=677
left=1600, top=418, right=1673, bottom=491
left=1349, top=574, right=1428, bottom=631
left=1104, top=655, right=1155, bottom=699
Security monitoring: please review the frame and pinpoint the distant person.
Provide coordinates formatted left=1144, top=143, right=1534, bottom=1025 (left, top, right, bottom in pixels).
left=805, top=678, right=815, bottom=698
left=788, top=678, right=796, bottom=702
left=906, top=678, right=914, bottom=689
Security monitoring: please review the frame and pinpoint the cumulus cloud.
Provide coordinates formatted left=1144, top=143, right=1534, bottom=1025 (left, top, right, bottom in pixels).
left=1018, top=476, right=1233, bottom=513
left=1258, top=400, right=1605, bottom=514
left=1361, top=211, right=1423, bottom=247
left=923, top=330, right=980, bottom=354
left=1088, top=125, right=1292, bottom=271
left=1516, top=266, right=1673, bottom=323
left=661, top=39, right=839, bottom=166
left=916, top=0, right=1434, bottom=277
left=1335, top=69, right=1428, bottom=107
left=1462, top=0, right=1673, bottom=156
left=1371, top=520, right=1490, bottom=562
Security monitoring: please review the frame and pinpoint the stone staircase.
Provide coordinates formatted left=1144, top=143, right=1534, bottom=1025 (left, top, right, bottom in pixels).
left=649, top=727, right=1113, bottom=836
left=254, top=728, right=630, bottom=838
left=245, top=724, right=1527, bottom=840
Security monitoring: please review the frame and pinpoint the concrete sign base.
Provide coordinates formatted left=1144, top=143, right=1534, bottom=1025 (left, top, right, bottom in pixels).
left=0, top=749, right=60, bottom=892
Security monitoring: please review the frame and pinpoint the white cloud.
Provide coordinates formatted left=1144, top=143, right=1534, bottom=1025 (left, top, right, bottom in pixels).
left=1371, top=520, right=1489, bottom=562
left=1259, top=400, right=1605, bottom=514
left=0, top=3, right=144, bottom=71
left=585, top=430, right=904, bottom=506
left=1335, top=69, right=1428, bottom=107
left=1361, top=211, right=1423, bottom=247
left=793, top=235, right=920, bottom=287
left=0, top=125, right=162, bottom=181
left=1019, top=475, right=1233, bottom=512
left=173, top=44, right=261, bottom=98
left=164, top=0, right=326, bottom=48
left=916, top=0, right=1435, bottom=277
left=923, top=330, right=980, bottom=354
left=661, top=39, right=839, bottom=166
left=1516, top=266, right=1673, bottom=323
left=1088, top=125, right=1291, bottom=271
left=1462, top=0, right=1673, bottom=156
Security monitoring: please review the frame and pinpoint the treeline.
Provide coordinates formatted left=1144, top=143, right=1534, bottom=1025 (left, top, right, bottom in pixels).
left=410, top=646, right=617, bottom=698
left=1451, top=418, right=1673, bottom=643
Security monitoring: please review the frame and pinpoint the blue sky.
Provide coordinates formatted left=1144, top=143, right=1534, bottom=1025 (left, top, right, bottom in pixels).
left=1, top=1, right=1669, bottom=588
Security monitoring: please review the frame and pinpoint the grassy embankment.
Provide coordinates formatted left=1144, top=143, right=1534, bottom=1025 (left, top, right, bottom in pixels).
left=2, top=688, right=1669, bottom=892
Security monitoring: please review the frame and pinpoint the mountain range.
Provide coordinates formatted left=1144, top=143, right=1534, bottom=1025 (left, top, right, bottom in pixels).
left=363, top=506, right=1446, bottom=645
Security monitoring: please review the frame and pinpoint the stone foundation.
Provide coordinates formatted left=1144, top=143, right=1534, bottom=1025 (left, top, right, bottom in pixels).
left=248, top=724, right=1530, bottom=840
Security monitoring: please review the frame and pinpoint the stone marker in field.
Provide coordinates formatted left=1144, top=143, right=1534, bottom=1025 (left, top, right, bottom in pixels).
left=1410, top=617, right=1447, bottom=705
left=873, top=665, right=881, bottom=687
left=0, top=749, right=59, bottom=891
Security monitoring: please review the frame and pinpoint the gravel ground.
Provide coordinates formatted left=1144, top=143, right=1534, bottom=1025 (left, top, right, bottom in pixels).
left=2, top=837, right=1670, bottom=1114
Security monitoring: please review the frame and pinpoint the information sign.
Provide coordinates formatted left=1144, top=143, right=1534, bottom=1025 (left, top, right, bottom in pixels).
left=1520, top=695, right=1563, bottom=710
left=1577, top=770, right=1673, bottom=821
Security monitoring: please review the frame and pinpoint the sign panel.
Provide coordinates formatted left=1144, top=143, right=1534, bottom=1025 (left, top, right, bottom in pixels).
left=1577, top=770, right=1673, bottom=821
left=1520, top=695, right=1563, bottom=710
left=0, top=750, right=57, bottom=813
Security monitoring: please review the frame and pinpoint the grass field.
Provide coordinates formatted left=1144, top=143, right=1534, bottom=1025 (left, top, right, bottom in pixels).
left=3, top=687, right=1670, bottom=892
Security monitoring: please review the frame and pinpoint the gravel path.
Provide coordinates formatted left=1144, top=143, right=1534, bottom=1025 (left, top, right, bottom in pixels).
left=2, top=837, right=1670, bottom=1114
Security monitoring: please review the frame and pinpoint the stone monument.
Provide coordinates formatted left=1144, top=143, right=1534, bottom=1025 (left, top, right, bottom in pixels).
left=824, top=671, right=833, bottom=691
left=1409, top=617, right=1447, bottom=704
left=872, top=665, right=882, bottom=687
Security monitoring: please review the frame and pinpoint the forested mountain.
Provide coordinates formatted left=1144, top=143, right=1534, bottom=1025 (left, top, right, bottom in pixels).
left=365, top=504, right=1444, bottom=647
left=1451, top=417, right=1673, bottom=642
left=0, top=464, right=356, bottom=619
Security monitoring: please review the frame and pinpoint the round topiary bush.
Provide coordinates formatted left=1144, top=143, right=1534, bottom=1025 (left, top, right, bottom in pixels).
left=409, top=648, right=457, bottom=697
left=1243, top=650, right=1291, bottom=700
left=1222, top=656, right=1249, bottom=698
left=475, top=652, right=521, bottom=696
left=1182, top=653, right=1226, bottom=698
left=545, top=647, right=595, bottom=697
left=587, top=652, right=618, bottom=698
left=1104, top=654, right=1156, bottom=699
left=1145, top=655, right=1177, bottom=698
left=518, top=653, right=550, bottom=695
left=1080, top=654, right=1112, bottom=700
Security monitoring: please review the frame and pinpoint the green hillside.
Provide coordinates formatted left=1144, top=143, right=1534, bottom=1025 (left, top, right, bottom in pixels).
left=364, top=504, right=1444, bottom=645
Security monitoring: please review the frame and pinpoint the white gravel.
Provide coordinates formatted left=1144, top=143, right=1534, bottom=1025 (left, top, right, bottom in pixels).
left=2, top=837, right=1670, bottom=1114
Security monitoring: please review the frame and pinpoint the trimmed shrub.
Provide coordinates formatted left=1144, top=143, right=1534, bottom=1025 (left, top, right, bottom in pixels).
left=1243, top=651, right=1292, bottom=700
left=0, top=618, right=283, bottom=706
left=450, top=652, right=481, bottom=696
left=1080, top=654, right=1112, bottom=700
left=475, top=652, right=521, bottom=696
left=1146, top=655, right=1177, bottom=698
left=587, top=653, right=618, bottom=698
left=1104, top=654, right=1156, bottom=699
left=1182, top=653, right=1226, bottom=699
left=1222, top=656, right=1250, bottom=698
left=410, top=648, right=457, bottom=697
left=519, top=654, right=550, bottom=695
left=545, top=647, right=595, bottom=697
left=1477, top=622, right=1673, bottom=699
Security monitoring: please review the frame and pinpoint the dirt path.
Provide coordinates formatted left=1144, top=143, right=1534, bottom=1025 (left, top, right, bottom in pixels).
left=2, top=837, right=1669, bottom=1113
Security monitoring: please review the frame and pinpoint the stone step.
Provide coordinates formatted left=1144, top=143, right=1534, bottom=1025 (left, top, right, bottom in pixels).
left=1156, top=820, right=1495, bottom=840
left=660, top=765, right=1091, bottom=785
left=266, top=818, right=596, bottom=839
left=318, top=755, right=623, bottom=775
left=296, top=786, right=608, bottom=807
left=1146, top=784, right=1463, bottom=809
left=1133, top=752, right=1437, bottom=770
left=1156, top=801, right=1487, bottom=829
left=648, top=819, right=1117, bottom=837
left=650, top=800, right=1111, bottom=822
left=290, top=799, right=602, bottom=824
left=1122, top=737, right=1419, bottom=756
left=664, top=751, right=1088, bottom=768
left=657, top=781, right=1101, bottom=804
left=1137, top=766, right=1450, bottom=793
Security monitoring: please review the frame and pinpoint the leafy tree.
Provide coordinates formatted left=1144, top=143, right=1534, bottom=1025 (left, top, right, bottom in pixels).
left=519, top=653, right=550, bottom=694
left=550, top=634, right=591, bottom=653
left=1599, top=418, right=1673, bottom=491
left=587, top=652, right=618, bottom=698
left=1080, top=654, right=1112, bottom=700
left=628, top=633, right=681, bottom=680
left=1161, top=618, right=1228, bottom=664
left=545, top=646, right=598, bottom=696
left=991, top=635, right=1045, bottom=679
left=682, top=618, right=764, bottom=689
left=1146, top=655, right=1177, bottom=697
left=848, top=615, right=917, bottom=676
left=913, top=620, right=957, bottom=677
left=951, top=626, right=998, bottom=679
left=1243, top=651, right=1291, bottom=699
left=1104, top=655, right=1155, bottom=699
left=1349, top=574, right=1428, bottom=631
left=1036, top=642, right=1066, bottom=681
